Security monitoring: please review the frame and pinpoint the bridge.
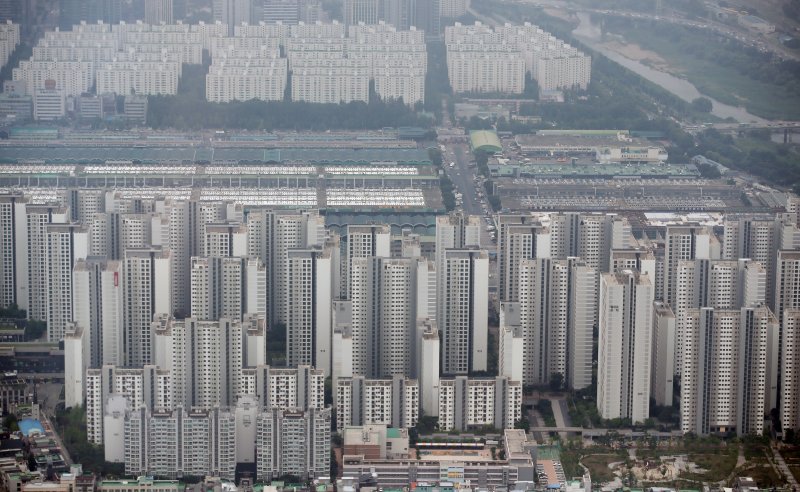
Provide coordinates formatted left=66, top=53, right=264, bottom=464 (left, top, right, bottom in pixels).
left=529, top=426, right=584, bottom=433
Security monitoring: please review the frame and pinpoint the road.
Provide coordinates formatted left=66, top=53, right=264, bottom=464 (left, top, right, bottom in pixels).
left=445, top=142, right=484, bottom=216
left=773, top=447, right=800, bottom=489
left=39, top=409, right=72, bottom=466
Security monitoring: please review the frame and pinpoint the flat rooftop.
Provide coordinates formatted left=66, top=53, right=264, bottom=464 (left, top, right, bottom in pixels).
left=515, top=134, right=654, bottom=149
left=0, top=146, right=432, bottom=166
left=493, top=163, right=699, bottom=178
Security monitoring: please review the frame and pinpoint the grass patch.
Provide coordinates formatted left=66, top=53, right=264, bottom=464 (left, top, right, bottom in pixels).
left=736, top=463, right=783, bottom=488
left=684, top=450, right=738, bottom=482
left=535, top=399, right=557, bottom=427
left=602, top=19, right=800, bottom=120
left=789, top=465, right=800, bottom=484
left=581, top=453, right=627, bottom=483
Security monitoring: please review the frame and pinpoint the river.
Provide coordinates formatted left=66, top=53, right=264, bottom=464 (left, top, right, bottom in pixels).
left=572, top=12, right=768, bottom=123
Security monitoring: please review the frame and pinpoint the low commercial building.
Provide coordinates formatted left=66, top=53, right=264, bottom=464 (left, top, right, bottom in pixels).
left=342, top=424, right=410, bottom=459
left=343, top=429, right=536, bottom=489
left=97, top=476, right=184, bottom=491
left=33, top=89, right=65, bottom=121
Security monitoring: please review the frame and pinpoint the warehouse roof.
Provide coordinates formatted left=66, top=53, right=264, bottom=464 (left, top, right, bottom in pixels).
left=470, top=130, right=502, bottom=153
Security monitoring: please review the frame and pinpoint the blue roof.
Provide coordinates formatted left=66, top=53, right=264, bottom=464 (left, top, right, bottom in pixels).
left=18, top=419, right=44, bottom=437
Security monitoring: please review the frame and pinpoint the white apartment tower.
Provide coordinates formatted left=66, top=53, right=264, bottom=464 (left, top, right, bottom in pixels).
left=243, top=365, right=325, bottom=410
left=436, top=212, right=480, bottom=319
left=204, top=222, right=248, bottom=258
left=662, top=224, right=718, bottom=307
left=190, top=256, right=266, bottom=321
left=513, top=258, right=596, bottom=389
left=343, top=224, right=390, bottom=299
left=680, top=307, right=778, bottom=436
left=348, top=256, right=431, bottom=378
left=437, top=376, right=522, bottom=431
left=723, top=213, right=800, bottom=309
left=438, top=248, right=488, bottom=375
left=86, top=365, right=171, bottom=446
left=274, top=211, right=325, bottom=325
left=73, top=258, right=124, bottom=368
left=336, top=375, right=419, bottom=430
left=124, top=405, right=236, bottom=480
left=144, top=0, right=174, bottom=24
left=123, top=248, right=172, bottom=367
left=673, top=259, right=766, bottom=376
left=597, top=270, right=653, bottom=424
left=214, top=0, right=254, bottom=35
left=24, top=204, right=69, bottom=322
left=64, top=323, right=88, bottom=408
left=651, top=302, right=676, bottom=407
left=256, top=407, right=331, bottom=482
left=781, top=310, right=800, bottom=437
left=45, top=223, right=88, bottom=341
left=496, top=215, right=550, bottom=303
left=285, top=247, right=334, bottom=373
left=0, top=194, right=25, bottom=310
left=153, top=316, right=265, bottom=409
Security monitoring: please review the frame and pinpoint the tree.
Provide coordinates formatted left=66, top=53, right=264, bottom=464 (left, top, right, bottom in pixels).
left=549, top=372, right=564, bottom=392
left=691, top=97, right=713, bottom=113
left=25, top=320, right=46, bottom=341
left=0, top=303, right=25, bottom=318
left=696, top=162, right=722, bottom=179
left=3, top=414, right=19, bottom=431
left=514, top=416, right=531, bottom=432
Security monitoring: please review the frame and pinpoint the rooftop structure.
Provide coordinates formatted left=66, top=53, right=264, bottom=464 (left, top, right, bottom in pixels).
left=470, top=130, right=502, bottom=154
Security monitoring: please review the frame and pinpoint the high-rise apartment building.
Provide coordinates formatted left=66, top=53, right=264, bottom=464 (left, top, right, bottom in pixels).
left=436, top=212, right=480, bottom=315
left=45, top=223, right=87, bottom=341
left=781, top=310, right=800, bottom=437
left=122, top=248, right=172, bottom=366
left=680, top=307, right=778, bottom=436
left=348, top=256, right=432, bottom=377
left=153, top=315, right=265, bottom=409
left=723, top=213, right=800, bottom=309
left=286, top=247, right=334, bottom=373
left=651, top=302, right=676, bottom=407
left=597, top=270, right=653, bottom=424
left=344, top=0, right=380, bottom=26
left=336, top=375, right=419, bottom=429
left=144, top=0, right=174, bottom=24
left=507, top=258, right=596, bottom=389
left=437, top=376, right=522, bottom=431
left=23, top=204, right=69, bottom=321
left=214, top=0, right=254, bottom=35
left=438, top=248, right=488, bottom=375
left=85, top=364, right=171, bottom=446
left=343, top=224, right=390, bottom=299
left=0, top=193, right=25, bottom=311
left=274, top=211, right=325, bottom=325
left=240, top=365, right=325, bottom=410
left=190, top=256, right=266, bottom=322
left=662, top=224, right=718, bottom=307
left=124, top=405, right=236, bottom=480
left=73, top=258, right=124, bottom=368
left=673, top=259, right=766, bottom=376
left=256, top=407, right=331, bottom=482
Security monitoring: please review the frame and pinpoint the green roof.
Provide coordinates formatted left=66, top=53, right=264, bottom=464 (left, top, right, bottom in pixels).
left=387, top=428, right=402, bottom=438
left=470, top=130, right=502, bottom=153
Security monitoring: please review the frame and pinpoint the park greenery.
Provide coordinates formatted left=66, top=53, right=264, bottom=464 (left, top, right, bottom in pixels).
left=54, top=406, right=125, bottom=477
left=0, top=304, right=47, bottom=340
left=601, top=18, right=800, bottom=120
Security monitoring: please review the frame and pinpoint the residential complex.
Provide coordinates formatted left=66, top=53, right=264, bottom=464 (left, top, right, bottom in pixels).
left=446, top=22, right=591, bottom=94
